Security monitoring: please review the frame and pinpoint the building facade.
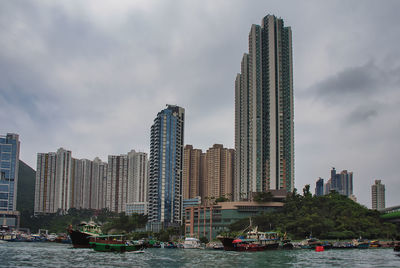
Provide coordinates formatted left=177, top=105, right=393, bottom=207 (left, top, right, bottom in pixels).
left=235, top=14, right=294, bottom=201
left=182, top=145, right=203, bottom=200
left=327, top=167, right=353, bottom=197
left=205, top=144, right=234, bottom=201
left=35, top=152, right=57, bottom=214
left=315, top=177, right=324, bottom=196
left=107, top=155, right=128, bottom=213
left=148, top=105, right=185, bottom=226
left=371, top=179, right=385, bottom=210
left=0, top=133, right=20, bottom=227
left=127, top=150, right=148, bottom=204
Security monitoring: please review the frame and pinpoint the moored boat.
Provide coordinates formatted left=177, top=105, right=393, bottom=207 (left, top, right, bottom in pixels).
left=281, top=239, right=294, bottom=250
left=183, top=237, right=202, bottom=249
left=369, top=240, right=381, bottom=248
left=67, top=221, right=102, bottom=248
left=352, top=238, right=370, bottom=249
left=232, top=228, right=280, bottom=252
left=300, top=237, right=322, bottom=249
left=89, top=235, right=142, bottom=252
left=217, top=236, right=235, bottom=251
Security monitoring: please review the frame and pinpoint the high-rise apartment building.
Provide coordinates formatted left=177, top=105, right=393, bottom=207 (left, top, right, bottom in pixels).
left=35, top=152, right=57, bottom=214
left=371, top=180, right=385, bottom=210
left=35, top=147, right=146, bottom=215
left=107, top=155, right=128, bottom=213
left=315, top=178, right=324, bottom=196
left=183, top=145, right=203, bottom=200
left=148, top=105, right=185, bottom=226
left=127, top=150, right=148, bottom=204
left=329, top=167, right=353, bottom=197
left=0, top=133, right=20, bottom=227
left=235, top=14, right=294, bottom=201
left=205, top=144, right=234, bottom=201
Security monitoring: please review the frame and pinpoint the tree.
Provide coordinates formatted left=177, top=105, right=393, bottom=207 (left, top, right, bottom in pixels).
left=254, top=192, right=274, bottom=202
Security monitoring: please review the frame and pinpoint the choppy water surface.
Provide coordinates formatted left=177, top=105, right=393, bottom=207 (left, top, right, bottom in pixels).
left=1, top=242, right=400, bottom=267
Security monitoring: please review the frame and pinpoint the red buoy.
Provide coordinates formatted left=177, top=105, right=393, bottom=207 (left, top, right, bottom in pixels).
left=315, top=246, right=324, bottom=252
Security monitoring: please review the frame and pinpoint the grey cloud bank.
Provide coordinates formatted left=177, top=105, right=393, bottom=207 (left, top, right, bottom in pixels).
left=1, top=0, right=400, bottom=208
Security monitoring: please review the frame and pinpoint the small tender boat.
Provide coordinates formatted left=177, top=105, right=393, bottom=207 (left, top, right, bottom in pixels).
left=300, top=237, right=322, bottom=249
left=183, top=237, right=202, bottom=249
left=89, top=235, right=142, bottom=252
left=352, top=238, right=370, bottom=249
left=369, top=240, right=381, bottom=248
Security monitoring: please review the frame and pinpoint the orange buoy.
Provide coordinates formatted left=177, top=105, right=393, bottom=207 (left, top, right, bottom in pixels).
left=315, top=246, right=324, bottom=252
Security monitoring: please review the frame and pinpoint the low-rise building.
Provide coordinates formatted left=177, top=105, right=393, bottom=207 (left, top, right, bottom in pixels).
left=184, top=199, right=284, bottom=241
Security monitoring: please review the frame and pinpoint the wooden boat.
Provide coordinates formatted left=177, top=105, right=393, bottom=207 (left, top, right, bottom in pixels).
left=89, top=235, right=142, bottom=252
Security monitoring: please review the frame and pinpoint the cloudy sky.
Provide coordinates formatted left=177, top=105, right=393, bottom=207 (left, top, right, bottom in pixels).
left=1, top=0, right=400, bottom=208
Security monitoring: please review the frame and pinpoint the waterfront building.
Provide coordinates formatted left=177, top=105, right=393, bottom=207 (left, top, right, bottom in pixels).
left=205, top=144, right=234, bottom=201
left=235, top=14, right=294, bottom=201
left=185, top=190, right=286, bottom=241
left=126, top=202, right=148, bottom=215
left=371, top=179, right=385, bottom=210
left=0, top=133, right=20, bottom=227
left=148, top=105, right=185, bottom=227
left=183, top=145, right=203, bottom=200
left=315, top=177, right=324, bottom=196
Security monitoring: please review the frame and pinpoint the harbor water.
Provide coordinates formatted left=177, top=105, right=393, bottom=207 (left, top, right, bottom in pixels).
left=1, top=242, right=400, bottom=267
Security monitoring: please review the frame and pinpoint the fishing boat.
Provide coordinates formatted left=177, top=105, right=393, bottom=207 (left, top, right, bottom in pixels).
left=232, top=228, right=280, bottom=252
left=89, top=235, right=142, bottom=252
left=67, top=221, right=102, bottom=248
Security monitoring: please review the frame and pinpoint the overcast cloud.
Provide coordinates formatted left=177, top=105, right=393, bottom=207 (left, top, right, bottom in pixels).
left=1, top=0, right=400, bottom=208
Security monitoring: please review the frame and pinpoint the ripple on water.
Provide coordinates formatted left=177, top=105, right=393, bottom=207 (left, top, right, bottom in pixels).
left=1, top=243, right=400, bottom=268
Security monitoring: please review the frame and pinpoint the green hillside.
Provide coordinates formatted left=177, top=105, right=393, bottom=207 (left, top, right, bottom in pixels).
left=16, top=160, right=36, bottom=213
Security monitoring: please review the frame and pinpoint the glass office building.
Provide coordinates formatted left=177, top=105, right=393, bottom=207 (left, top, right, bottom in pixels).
left=0, top=133, right=20, bottom=227
left=148, top=105, right=185, bottom=226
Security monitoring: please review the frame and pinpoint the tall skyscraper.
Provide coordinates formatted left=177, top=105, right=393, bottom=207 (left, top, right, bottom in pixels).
left=148, top=105, right=185, bottom=226
left=235, top=15, right=294, bottom=200
left=183, top=145, right=202, bottom=200
left=205, top=144, right=235, bottom=201
left=371, top=180, right=385, bottom=210
left=0, top=133, right=20, bottom=227
left=315, top=177, right=324, bottom=196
